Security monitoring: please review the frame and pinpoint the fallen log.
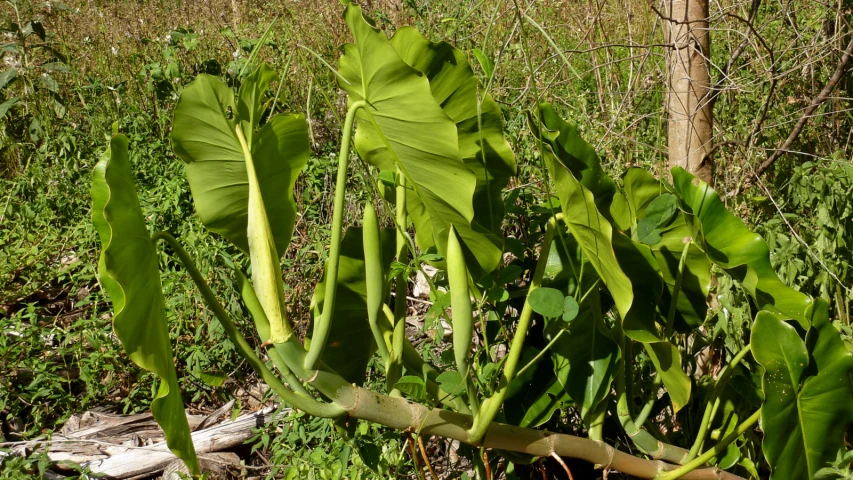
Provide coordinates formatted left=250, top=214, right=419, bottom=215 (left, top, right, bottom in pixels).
left=78, top=406, right=289, bottom=479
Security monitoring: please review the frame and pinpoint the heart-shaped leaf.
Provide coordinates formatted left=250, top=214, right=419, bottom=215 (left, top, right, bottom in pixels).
left=389, top=27, right=517, bottom=252
left=172, top=64, right=309, bottom=257
left=337, top=4, right=503, bottom=277
left=752, top=299, right=853, bottom=479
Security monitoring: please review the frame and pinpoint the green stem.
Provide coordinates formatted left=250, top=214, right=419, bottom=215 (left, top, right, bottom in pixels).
left=381, top=304, right=471, bottom=414
left=665, top=243, right=692, bottom=338
left=515, top=329, right=565, bottom=378
left=234, top=270, right=309, bottom=396
left=656, top=410, right=760, bottom=480
left=614, top=325, right=690, bottom=464
left=388, top=168, right=407, bottom=392
left=305, top=100, right=366, bottom=370
left=468, top=214, right=562, bottom=444
left=151, top=232, right=343, bottom=418
left=684, top=345, right=752, bottom=462
left=634, top=374, right=662, bottom=427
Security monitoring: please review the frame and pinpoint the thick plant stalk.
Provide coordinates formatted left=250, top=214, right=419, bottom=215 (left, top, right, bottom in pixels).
left=305, top=100, right=366, bottom=370
left=362, top=203, right=390, bottom=362
left=150, top=232, right=343, bottom=419
left=446, top=225, right=480, bottom=416
left=469, top=214, right=562, bottom=443
left=333, top=386, right=744, bottom=480
left=235, top=125, right=291, bottom=344
left=151, top=235, right=742, bottom=480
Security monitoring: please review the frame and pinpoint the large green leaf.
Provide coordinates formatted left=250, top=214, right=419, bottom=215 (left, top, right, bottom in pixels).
left=611, top=234, right=692, bottom=411
left=671, top=167, right=810, bottom=326
left=389, top=26, right=516, bottom=240
left=752, top=299, right=853, bottom=479
left=337, top=4, right=501, bottom=275
left=530, top=104, right=633, bottom=319
left=172, top=64, right=309, bottom=257
left=621, top=168, right=711, bottom=333
left=309, top=227, right=395, bottom=385
left=530, top=103, right=619, bottom=221
left=612, top=232, right=663, bottom=342
left=92, top=135, right=199, bottom=475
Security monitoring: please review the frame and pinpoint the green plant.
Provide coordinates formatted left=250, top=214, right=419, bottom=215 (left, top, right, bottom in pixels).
left=90, top=3, right=853, bottom=479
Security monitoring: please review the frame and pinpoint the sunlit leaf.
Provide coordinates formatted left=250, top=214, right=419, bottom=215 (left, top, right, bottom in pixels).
left=91, top=135, right=199, bottom=475
left=672, top=167, right=811, bottom=326
left=172, top=64, right=309, bottom=257
left=530, top=103, right=633, bottom=319
left=337, top=4, right=503, bottom=276
left=753, top=299, right=853, bottom=479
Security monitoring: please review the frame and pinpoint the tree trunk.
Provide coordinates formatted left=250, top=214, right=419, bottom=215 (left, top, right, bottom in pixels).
left=665, top=0, right=713, bottom=184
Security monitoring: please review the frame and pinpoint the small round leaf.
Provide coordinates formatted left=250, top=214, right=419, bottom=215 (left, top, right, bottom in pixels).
left=562, top=296, right=579, bottom=322
left=528, top=287, right=565, bottom=318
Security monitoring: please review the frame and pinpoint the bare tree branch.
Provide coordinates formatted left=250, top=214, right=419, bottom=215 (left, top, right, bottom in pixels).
left=754, top=33, right=853, bottom=176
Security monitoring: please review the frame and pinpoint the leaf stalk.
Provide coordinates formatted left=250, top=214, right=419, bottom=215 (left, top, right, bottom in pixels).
left=305, top=100, right=366, bottom=370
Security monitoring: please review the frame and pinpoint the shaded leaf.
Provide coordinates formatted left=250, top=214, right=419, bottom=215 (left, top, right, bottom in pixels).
left=310, top=227, right=395, bottom=385
left=395, top=375, right=426, bottom=400
left=636, top=219, right=662, bottom=245
left=644, top=193, right=676, bottom=227
left=562, top=296, right=579, bottom=322
left=0, top=68, right=16, bottom=91
left=672, top=167, right=811, bottom=326
left=547, top=307, right=620, bottom=425
left=528, top=287, right=565, bottom=318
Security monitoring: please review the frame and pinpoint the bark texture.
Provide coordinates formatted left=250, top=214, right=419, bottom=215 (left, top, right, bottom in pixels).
left=666, top=0, right=714, bottom=183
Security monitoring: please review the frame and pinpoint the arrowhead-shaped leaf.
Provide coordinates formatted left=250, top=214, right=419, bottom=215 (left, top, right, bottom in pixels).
left=172, top=65, right=309, bottom=257
left=337, top=4, right=502, bottom=276
left=753, top=299, right=853, bottom=479
left=530, top=103, right=633, bottom=319
left=672, top=167, right=810, bottom=326
left=92, top=135, right=199, bottom=475
left=389, top=27, right=517, bottom=243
